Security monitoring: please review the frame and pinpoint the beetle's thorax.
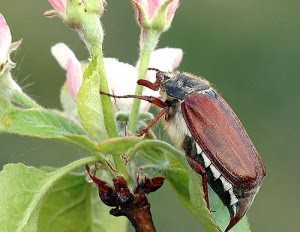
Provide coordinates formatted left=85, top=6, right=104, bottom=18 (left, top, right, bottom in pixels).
left=160, top=72, right=212, bottom=147
left=161, top=72, right=211, bottom=101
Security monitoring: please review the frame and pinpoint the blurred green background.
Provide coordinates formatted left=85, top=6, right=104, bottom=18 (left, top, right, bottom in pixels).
left=1, top=1, right=299, bottom=231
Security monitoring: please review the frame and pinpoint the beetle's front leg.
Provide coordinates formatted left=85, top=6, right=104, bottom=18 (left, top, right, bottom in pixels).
left=186, top=157, right=210, bottom=210
left=99, top=91, right=166, bottom=108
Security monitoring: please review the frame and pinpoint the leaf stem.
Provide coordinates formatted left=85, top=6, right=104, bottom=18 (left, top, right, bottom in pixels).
left=13, top=91, right=40, bottom=108
left=128, top=139, right=187, bottom=166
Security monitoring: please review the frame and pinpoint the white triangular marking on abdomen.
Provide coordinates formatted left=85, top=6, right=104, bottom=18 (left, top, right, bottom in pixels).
left=228, top=189, right=239, bottom=205
left=210, top=165, right=221, bottom=179
left=200, top=151, right=212, bottom=168
left=196, top=144, right=202, bottom=154
left=232, top=204, right=237, bottom=216
left=220, top=176, right=232, bottom=191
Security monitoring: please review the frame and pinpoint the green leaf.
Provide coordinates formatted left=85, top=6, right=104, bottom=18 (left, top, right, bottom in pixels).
left=38, top=170, right=127, bottom=232
left=0, top=104, right=88, bottom=144
left=163, top=159, right=191, bottom=211
left=0, top=95, right=12, bottom=118
left=97, top=56, right=119, bottom=138
left=0, top=99, right=137, bottom=154
left=77, top=58, right=107, bottom=141
left=0, top=99, right=141, bottom=155
left=0, top=164, right=49, bottom=232
left=64, top=134, right=100, bottom=152
left=0, top=156, right=123, bottom=232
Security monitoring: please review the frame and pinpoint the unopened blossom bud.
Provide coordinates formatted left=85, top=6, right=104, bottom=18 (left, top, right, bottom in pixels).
left=49, top=0, right=67, bottom=13
left=0, top=13, right=22, bottom=73
left=131, top=0, right=179, bottom=32
left=66, top=0, right=107, bottom=29
left=0, top=14, right=38, bottom=108
left=44, top=0, right=67, bottom=20
left=45, top=0, right=107, bottom=30
left=0, top=13, right=12, bottom=70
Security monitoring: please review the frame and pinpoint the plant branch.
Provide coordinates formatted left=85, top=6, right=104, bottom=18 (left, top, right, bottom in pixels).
left=87, top=171, right=165, bottom=232
left=110, top=193, right=156, bottom=232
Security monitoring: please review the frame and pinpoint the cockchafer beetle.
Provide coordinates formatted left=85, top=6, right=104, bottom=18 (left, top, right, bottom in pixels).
left=101, top=68, right=266, bottom=231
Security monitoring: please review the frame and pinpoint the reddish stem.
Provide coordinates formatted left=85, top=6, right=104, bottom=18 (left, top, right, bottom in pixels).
left=110, top=193, right=156, bottom=232
left=86, top=166, right=163, bottom=232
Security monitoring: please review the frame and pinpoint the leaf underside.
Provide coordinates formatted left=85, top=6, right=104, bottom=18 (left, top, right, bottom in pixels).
left=77, top=58, right=107, bottom=141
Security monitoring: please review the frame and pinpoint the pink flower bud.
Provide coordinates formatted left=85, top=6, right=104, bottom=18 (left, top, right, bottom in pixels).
left=51, top=43, right=83, bottom=100
left=44, top=0, right=67, bottom=19
left=45, top=0, right=107, bottom=28
left=48, top=0, right=67, bottom=13
left=0, top=13, right=12, bottom=67
left=132, top=0, right=180, bottom=31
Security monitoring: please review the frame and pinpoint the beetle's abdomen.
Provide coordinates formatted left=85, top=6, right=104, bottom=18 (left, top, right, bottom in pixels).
left=183, top=136, right=260, bottom=231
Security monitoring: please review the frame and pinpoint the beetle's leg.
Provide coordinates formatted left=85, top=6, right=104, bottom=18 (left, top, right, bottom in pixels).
left=86, top=164, right=107, bottom=186
left=100, top=91, right=166, bottom=108
left=186, top=157, right=210, bottom=210
left=100, top=91, right=168, bottom=136
left=137, top=68, right=164, bottom=91
left=86, top=165, right=119, bottom=207
left=137, top=79, right=160, bottom=91
left=137, top=107, right=168, bottom=136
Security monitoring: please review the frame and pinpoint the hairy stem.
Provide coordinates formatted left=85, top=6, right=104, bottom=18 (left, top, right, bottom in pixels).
left=128, top=29, right=160, bottom=134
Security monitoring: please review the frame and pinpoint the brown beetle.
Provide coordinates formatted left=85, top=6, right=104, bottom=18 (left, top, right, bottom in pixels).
left=102, top=69, right=266, bottom=231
